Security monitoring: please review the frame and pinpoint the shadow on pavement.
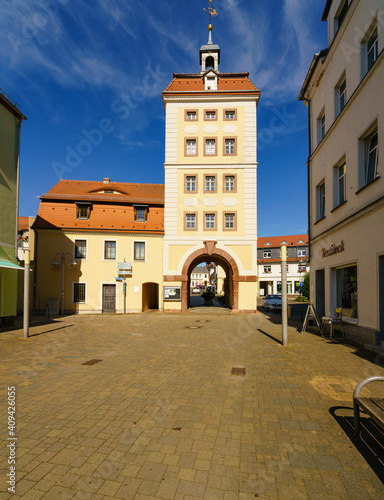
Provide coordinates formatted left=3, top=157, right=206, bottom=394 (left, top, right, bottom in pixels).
left=257, top=329, right=282, bottom=345
left=330, top=405, right=384, bottom=483
left=29, top=325, right=75, bottom=337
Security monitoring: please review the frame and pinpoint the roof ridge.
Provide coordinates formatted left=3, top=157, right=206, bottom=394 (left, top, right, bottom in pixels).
left=59, top=179, right=165, bottom=187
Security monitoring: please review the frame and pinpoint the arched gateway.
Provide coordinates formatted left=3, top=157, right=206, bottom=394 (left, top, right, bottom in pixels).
left=162, top=20, right=260, bottom=313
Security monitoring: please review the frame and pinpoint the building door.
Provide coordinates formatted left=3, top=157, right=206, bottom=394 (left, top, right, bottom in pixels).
left=379, top=256, right=384, bottom=332
left=102, top=285, right=116, bottom=313
left=315, top=269, right=325, bottom=318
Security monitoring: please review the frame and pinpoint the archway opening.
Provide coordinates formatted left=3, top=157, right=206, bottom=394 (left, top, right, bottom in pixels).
left=142, top=282, right=159, bottom=311
left=186, top=254, right=234, bottom=311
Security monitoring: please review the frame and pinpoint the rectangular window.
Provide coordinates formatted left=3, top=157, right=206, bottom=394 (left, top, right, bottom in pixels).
left=224, top=175, right=235, bottom=192
left=134, top=242, right=145, bottom=261
left=334, top=161, right=346, bottom=207
left=104, top=241, right=116, bottom=260
left=339, top=79, right=346, bottom=113
left=205, top=175, right=216, bottom=192
left=263, top=251, right=271, bottom=259
left=185, top=213, right=196, bottom=230
left=186, top=139, right=197, bottom=155
left=224, top=110, right=236, bottom=120
left=334, top=0, right=349, bottom=35
left=224, top=213, right=236, bottom=230
left=367, top=28, right=378, bottom=71
left=186, top=111, right=197, bottom=120
left=317, top=181, right=325, bottom=221
left=205, top=110, right=216, bottom=120
left=75, top=239, right=87, bottom=259
left=224, top=138, right=236, bottom=155
left=205, top=139, right=216, bottom=155
left=76, top=205, right=90, bottom=220
left=73, top=283, right=86, bottom=303
left=364, top=129, right=378, bottom=185
left=298, top=250, right=306, bottom=257
left=336, top=265, right=358, bottom=318
left=263, top=266, right=271, bottom=274
left=317, top=111, right=325, bottom=144
left=134, top=207, right=148, bottom=222
left=205, top=213, right=216, bottom=230
left=185, top=175, right=197, bottom=192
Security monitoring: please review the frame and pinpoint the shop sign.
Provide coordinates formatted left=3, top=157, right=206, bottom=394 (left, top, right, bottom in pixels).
left=322, top=241, right=345, bottom=258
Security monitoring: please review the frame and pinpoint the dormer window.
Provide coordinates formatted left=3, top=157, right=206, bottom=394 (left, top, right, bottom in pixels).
left=204, top=74, right=217, bottom=91
left=134, top=205, right=148, bottom=222
left=76, top=202, right=91, bottom=220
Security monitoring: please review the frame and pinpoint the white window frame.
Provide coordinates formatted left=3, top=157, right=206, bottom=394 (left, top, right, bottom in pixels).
left=186, top=111, right=197, bottom=120
left=224, top=213, right=235, bottom=230
left=186, top=139, right=196, bottom=155
left=359, top=123, right=378, bottom=189
left=224, top=175, right=235, bottom=192
left=133, top=240, right=146, bottom=262
left=298, top=250, right=306, bottom=257
left=103, top=240, right=117, bottom=261
left=205, top=213, right=215, bottom=230
left=263, top=250, right=271, bottom=259
left=186, top=175, right=196, bottom=192
left=263, top=265, right=271, bottom=274
left=74, top=238, right=88, bottom=260
left=225, top=138, right=235, bottom=155
left=72, top=282, right=87, bottom=304
left=335, top=74, right=346, bottom=118
left=334, top=0, right=349, bottom=36
left=205, top=139, right=216, bottom=155
left=185, top=213, right=196, bottom=230
left=317, top=180, right=326, bottom=221
left=205, top=176, right=216, bottom=192
left=317, top=110, right=325, bottom=145
left=225, top=111, right=236, bottom=120
left=333, top=160, right=346, bottom=208
left=205, top=110, right=216, bottom=120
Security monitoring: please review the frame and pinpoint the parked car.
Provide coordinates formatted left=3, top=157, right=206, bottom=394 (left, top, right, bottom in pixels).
left=192, top=287, right=201, bottom=294
left=263, top=294, right=282, bottom=311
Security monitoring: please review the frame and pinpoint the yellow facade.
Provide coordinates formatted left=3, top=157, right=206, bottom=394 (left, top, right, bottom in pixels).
left=177, top=105, right=245, bottom=164
left=35, top=230, right=163, bottom=314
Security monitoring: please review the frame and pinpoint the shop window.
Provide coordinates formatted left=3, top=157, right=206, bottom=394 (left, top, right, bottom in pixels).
left=336, top=265, right=358, bottom=318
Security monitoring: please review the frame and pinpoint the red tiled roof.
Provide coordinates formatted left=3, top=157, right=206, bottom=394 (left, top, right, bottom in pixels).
left=34, top=180, right=165, bottom=234
left=41, top=179, right=164, bottom=204
left=33, top=202, right=164, bottom=233
left=18, top=217, right=29, bottom=231
left=258, top=234, right=308, bottom=248
left=163, top=73, right=260, bottom=95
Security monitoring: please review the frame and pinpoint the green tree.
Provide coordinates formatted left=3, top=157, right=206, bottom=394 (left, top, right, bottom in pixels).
left=302, top=272, right=310, bottom=301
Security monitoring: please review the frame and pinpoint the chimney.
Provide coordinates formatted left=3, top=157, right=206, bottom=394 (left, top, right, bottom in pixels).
left=103, top=178, right=110, bottom=184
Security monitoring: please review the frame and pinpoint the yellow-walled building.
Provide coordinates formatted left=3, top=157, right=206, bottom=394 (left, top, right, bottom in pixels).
left=162, top=24, right=260, bottom=312
left=33, top=179, right=164, bottom=314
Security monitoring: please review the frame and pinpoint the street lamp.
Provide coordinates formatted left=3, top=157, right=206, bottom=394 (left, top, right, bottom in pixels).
left=50, top=252, right=77, bottom=315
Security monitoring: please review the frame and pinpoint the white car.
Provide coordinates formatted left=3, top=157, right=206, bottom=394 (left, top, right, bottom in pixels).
left=264, top=294, right=282, bottom=311
left=192, top=287, right=201, bottom=294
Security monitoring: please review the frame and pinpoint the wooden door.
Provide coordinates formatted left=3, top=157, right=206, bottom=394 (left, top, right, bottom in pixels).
left=102, top=285, right=116, bottom=313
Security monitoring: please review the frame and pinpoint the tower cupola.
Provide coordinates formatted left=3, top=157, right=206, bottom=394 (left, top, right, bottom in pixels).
left=200, top=0, right=220, bottom=74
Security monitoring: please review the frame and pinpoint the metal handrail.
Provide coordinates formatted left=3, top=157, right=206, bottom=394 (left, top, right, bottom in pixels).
left=353, top=376, right=384, bottom=437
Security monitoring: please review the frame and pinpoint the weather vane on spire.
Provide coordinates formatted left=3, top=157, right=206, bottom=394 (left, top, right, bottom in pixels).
left=203, top=0, right=218, bottom=28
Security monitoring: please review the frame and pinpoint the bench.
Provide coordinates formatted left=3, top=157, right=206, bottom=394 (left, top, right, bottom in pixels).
left=353, top=376, right=384, bottom=437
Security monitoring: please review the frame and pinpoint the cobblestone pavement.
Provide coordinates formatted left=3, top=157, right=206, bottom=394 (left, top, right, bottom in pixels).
left=1, top=311, right=384, bottom=499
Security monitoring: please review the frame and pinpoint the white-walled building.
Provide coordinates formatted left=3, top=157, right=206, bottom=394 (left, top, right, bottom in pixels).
left=257, top=235, right=308, bottom=296
left=299, top=0, right=383, bottom=344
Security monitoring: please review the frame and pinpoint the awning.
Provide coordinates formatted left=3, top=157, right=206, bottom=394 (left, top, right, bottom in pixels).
left=0, top=260, right=24, bottom=270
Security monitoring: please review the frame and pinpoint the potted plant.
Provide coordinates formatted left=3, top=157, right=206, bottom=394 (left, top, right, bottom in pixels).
left=202, top=290, right=215, bottom=305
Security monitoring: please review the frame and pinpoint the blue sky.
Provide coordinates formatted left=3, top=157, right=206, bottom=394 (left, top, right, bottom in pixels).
left=1, top=0, right=327, bottom=236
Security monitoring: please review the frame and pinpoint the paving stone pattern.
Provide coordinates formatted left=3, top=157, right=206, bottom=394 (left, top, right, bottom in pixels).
left=1, top=311, right=384, bottom=499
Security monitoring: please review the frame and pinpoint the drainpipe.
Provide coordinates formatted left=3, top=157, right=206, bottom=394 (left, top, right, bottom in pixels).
left=15, top=119, right=22, bottom=259
left=302, top=97, right=312, bottom=265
